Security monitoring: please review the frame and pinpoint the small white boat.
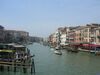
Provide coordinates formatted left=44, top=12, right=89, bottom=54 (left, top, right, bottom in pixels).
left=95, top=51, right=100, bottom=55
left=90, top=50, right=95, bottom=53
left=54, top=50, right=62, bottom=55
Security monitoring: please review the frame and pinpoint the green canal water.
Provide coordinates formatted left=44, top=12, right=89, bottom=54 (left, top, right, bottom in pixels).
left=0, top=43, right=100, bottom=75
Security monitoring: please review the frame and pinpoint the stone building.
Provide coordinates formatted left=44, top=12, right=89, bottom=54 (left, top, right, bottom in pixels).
left=0, top=25, right=5, bottom=43
left=4, top=30, right=29, bottom=43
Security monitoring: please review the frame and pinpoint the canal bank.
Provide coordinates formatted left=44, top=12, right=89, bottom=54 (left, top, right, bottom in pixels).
left=0, top=43, right=100, bottom=75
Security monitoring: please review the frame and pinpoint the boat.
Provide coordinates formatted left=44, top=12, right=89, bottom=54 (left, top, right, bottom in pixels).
left=66, top=43, right=79, bottom=53
left=79, top=43, right=100, bottom=55
left=67, top=48, right=79, bottom=53
left=95, top=51, right=100, bottom=55
left=90, top=46, right=100, bottom=55
left=54, top=50, right=62, bottom=55
left=90, top=50, right=95, bottom=53
left=90, top=50, right=100, bottom=55
left=79, top=43, right=100, bottom=50
left=55, top=46, right=59, bottom=50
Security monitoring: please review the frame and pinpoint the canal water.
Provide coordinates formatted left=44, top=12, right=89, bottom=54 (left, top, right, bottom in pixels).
left=0, top=43, right=100, bottom=75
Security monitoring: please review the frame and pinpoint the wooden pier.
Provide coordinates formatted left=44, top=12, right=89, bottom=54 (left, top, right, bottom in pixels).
left=0, top=58, right=35, bottom=74
left=0, top=43, right=36, bottom=74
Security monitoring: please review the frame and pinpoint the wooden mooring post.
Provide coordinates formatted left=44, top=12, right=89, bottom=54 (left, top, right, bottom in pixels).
left=31, top=58, right=35, bottom=74
left=23, top=60, right=27, bottom=73
left=14, top=63, right=16, bottom=72
left=0, top=65, right=4, bottom=72
left=7, top=66, right=10, bottom=71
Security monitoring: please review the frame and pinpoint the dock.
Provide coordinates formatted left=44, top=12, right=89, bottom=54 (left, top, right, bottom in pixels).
left=0, top=58, right=35, bottom=73
left=0, top=43, right=35, bottom=74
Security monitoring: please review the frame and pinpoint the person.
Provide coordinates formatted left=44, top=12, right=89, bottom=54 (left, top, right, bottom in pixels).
left=24, top=53, right=28, bottom=60
left=15, top=52, right=18, bottom=59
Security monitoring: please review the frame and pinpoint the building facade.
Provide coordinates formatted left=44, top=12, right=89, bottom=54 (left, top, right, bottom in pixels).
left=49, top=23, right=100, bottom=46
left=4, top=30, right=29, bottom=43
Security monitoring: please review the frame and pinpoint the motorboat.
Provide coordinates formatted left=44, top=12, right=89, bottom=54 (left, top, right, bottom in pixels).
left=54, top=50, right=62, bottom=55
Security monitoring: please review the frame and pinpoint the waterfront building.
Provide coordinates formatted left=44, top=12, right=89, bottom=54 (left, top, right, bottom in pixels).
left=0, top=26, right=29, bottom=43
left=4, top=30, right=29, bottom=43
left=71, top=23, right=100, bottom=43
left=58, top=27, right=66, bottom=46
left=0, top=30, right=5, bottom=43
left=68, top=30, right=75, bottom=43
left=52, top=31, right=58, bottom=47
left=78, top=23, right=100, bottom=43
left=0, top=25, right=5, bottom=43
left=74, top=26, right=85, bottom=43
left=48, top=33, right=56, bottom=47
left=92, top=27, right=100, bottom=44
left=59, top=27, right=70, bottom=46
left=49, top=23, right=100, bottom=46
left=48, top=34, right=53, bottom=44
left=48, top=29, right=61, bottom=47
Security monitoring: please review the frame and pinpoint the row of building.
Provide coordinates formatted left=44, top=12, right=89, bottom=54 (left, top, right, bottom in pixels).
left=0, top=25, right=29, bottom=44
left=48, top=23, right=100, bottom=47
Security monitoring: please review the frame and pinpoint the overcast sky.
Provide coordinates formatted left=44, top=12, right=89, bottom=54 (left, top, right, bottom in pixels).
left=0, top=0, right=100, bottom=37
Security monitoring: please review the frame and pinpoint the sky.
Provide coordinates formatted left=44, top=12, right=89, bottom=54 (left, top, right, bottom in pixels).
left=0, top=0, right=100, bottom=37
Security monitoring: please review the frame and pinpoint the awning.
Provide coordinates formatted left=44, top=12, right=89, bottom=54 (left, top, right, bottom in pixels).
left=0, top=50, right=15, bottom=53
